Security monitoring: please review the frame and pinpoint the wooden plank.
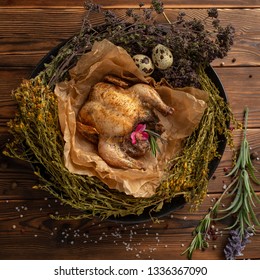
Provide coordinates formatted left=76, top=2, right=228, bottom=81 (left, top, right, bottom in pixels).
left=215, top=67, right=260, bottom=126
left=0, top=194, right=259, bottom=260
left=1, top=0, right=260, bottom=8
left=1, top=67, right=260, bottom=126
left=0, top=9, right=259, bottom=67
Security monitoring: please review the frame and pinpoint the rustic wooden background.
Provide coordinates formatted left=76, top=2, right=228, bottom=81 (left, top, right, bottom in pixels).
left=0, top=0, right=260, bottom=260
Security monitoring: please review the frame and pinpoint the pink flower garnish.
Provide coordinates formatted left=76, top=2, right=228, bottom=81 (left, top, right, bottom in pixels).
left=131, top=123, right=149, bottom=145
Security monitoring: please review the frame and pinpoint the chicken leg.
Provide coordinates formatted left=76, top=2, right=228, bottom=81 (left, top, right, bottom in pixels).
left=98, top=137, right=144, bottom=170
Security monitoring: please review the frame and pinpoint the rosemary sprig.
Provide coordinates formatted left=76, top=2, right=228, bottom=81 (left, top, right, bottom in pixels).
left=182, top=107, right=260, bottom=259
left=181, top=212, right=211, bottom=259
left=219, top=107, right=260, bottom=236
left=145, top=128, right=165, bottom=157
left=181, top=177, right=237, bottom=259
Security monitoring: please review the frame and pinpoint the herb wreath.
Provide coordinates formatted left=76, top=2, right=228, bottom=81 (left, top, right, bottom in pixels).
left=4, top=1, right=237, bottom=220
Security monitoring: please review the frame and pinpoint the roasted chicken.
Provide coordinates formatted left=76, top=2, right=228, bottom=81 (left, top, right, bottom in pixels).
left=77, top=76, right=174, bottom=169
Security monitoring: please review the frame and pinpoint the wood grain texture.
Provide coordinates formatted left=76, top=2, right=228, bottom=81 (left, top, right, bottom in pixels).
left=1, top=2, right=260, bottom=260
left=0, top=0, right=260, bottom=8
left=0, top=194, right=260, bottom=260
left=0, top=9, right=259, bottom=67
left=1, top=67, right=260, bottom=126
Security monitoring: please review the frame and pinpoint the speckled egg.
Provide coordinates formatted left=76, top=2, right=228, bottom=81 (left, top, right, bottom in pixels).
left=152, top=44, right=173, bottom=70
left=132, top=54, right=154, bottom=77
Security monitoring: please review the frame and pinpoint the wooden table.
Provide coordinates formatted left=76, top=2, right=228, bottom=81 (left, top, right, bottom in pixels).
left=0, top=0, right=260, bottom=260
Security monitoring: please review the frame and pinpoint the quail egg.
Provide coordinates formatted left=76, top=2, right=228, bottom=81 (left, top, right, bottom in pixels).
left=152, top=44, right=173, bottom=70
left=132, top=54, right=154, bottom=77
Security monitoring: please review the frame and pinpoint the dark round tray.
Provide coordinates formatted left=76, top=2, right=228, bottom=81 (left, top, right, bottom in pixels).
left=30, top=40, right=228, bottom=224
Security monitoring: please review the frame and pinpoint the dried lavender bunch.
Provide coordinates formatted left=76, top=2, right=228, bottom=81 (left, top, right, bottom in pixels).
left=224, top=228, right=254, bottom=260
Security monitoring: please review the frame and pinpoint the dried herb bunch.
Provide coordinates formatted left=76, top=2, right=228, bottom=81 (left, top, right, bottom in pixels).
left=40, top=2, right=235, bottom=89
left=5, top=1, right=236, bottom=220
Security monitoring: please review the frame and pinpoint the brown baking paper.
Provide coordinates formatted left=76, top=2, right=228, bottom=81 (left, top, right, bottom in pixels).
left=55, top=39, right=208, bottom=198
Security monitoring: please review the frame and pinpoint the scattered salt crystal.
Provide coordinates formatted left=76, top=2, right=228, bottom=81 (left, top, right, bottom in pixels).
left=181, top=243, right=185, bottom=247
left=12, top=225, right=16, bottom=229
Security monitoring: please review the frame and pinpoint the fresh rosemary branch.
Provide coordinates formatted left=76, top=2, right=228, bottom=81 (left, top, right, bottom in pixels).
left=181, top=212, right=211, bottom=259
left=182, top=107, right=260, bottom=259
left=145, top=128, right=165, bottom=157
left=219, top=107, right=260, bottom=236
left=181, top=177, right=238, bottom=259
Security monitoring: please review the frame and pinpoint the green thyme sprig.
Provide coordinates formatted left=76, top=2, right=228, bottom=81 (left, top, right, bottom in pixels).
left=182, top=107, right=260, bottom=259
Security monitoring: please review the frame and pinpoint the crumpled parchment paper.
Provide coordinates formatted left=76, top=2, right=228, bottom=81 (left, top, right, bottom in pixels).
left=55, top=39, right=208, bottom=197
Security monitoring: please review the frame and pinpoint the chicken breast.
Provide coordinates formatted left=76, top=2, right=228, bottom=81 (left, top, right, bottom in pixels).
left=77, top=77, right=174, bottom=169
